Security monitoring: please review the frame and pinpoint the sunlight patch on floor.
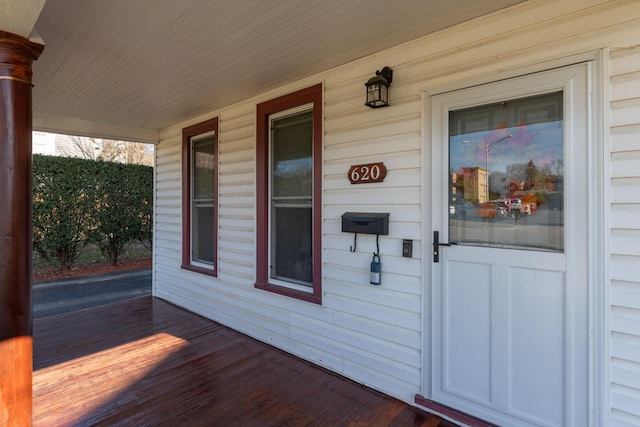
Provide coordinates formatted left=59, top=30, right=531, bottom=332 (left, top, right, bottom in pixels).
left=33, top=332, right=186, bottom=426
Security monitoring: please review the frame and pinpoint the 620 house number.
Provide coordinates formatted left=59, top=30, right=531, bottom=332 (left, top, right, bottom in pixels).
left=348, top=162, right=387, bottom=184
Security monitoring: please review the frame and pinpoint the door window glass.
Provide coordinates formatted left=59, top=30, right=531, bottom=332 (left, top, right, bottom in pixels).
left=448, top=92, right=564, bottom=252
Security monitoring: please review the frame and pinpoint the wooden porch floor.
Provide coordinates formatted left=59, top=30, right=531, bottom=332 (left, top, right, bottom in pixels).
left=33, top=296, right=454, bottom=427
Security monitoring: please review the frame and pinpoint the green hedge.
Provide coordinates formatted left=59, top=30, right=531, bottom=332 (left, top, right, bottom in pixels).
left=33, top=155, right=153, bottom=270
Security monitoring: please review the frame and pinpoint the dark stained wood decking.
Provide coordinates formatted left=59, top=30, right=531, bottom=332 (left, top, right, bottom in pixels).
left=33, top=296, right=455, bottom=427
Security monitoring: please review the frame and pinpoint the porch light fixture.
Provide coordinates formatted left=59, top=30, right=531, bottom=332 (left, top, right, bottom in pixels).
left=364, top=66, right=393, bottom=109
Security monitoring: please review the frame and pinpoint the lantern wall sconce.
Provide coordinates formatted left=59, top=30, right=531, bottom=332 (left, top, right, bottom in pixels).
left=364, top=66, right=393, bottom=109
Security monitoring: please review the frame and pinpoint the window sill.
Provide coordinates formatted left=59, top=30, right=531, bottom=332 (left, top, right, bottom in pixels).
left=181, top=264, right=217, bottom=278
left=255, top=281, right=321, bottom=305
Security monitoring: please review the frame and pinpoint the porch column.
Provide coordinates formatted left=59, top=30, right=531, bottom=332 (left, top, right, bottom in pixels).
left=0, top=30, right=43, bottom=427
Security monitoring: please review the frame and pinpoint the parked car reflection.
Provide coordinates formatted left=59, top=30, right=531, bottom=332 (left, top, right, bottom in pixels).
left=450, top=200, right=508, bottom=220
left=476, top=201, right=508, bottom=220
left=450, top=200, right=475, bottom=219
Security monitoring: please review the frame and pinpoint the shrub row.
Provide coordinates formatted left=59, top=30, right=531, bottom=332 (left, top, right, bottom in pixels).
left=33, top=155, right=153, bottom=271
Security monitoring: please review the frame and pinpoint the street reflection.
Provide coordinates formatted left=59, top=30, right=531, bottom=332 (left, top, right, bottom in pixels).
left=450, top=204, right=564, bottom=252
left=448, top=91, right=564, bottom=252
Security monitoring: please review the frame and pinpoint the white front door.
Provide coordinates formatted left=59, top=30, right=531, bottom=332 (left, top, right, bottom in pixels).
left=429, top=64, right=591, bottom=427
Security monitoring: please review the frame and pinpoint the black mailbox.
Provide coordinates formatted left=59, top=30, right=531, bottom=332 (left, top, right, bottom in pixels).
left=341, top=212, right=389, bottom=235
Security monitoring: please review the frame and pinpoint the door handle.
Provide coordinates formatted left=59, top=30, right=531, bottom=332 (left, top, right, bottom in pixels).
left=433, top=230, right=452, bottom=263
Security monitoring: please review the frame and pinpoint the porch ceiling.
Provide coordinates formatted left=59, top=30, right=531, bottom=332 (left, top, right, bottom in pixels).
left=31, top=0, right=524, bottom=141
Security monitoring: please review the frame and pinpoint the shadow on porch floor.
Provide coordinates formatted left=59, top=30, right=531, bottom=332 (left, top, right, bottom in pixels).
left=33, top=296, right=456, bottom=426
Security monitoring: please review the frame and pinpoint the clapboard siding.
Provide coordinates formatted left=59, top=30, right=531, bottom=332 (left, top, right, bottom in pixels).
left=319, top=143, right=424, bottom=377
left=154, top=132, right=183, bottom=292
left=610, top=43, right=640, bottom=425
left=611, top=229, right=640, bottom=256
left=611, top=333, right=640, bottom=425
left=611, top=151, right=640, bottom=179
left=152, top=0, right=640, bottom=418
left=216, top=137, right=255, bottom=286
left=611, top=178, right=640, bottom=204
left=612, top=282, right=640, bottom=313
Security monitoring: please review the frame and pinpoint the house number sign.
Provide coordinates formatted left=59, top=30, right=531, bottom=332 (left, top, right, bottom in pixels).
left=348, top=162, right=387, bottom=184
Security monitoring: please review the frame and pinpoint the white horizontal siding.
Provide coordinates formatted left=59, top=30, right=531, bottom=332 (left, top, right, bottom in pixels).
left=155, top=79, right=427, bottom=402
left=216, top=106, right=256, bottom=288
left=323, top=104, right=423, bottom=286
left=610, top=43, right=640, bottom=425
left=611, top=337, right=640, bottom=426
left=152, top=0, right=640, bottom=416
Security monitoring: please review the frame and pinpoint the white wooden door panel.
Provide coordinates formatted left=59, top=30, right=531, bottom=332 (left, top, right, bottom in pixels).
left=440, top=260, right=566, bottom=424
left=429, top=64, right=590, bottom=427
left=443, top=261, right=492, bottom=401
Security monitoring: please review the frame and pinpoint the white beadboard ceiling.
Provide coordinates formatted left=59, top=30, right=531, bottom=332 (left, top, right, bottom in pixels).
left=31, top=0, right=524, bottom=141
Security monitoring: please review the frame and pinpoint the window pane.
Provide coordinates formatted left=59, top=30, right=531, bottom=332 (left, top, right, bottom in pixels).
left=192, top=205, right=214, bottom=264
left=192, top=134, right=215, bottom=265
left=449, top=92, right=564, bottom=252
left=193, top=136, right=215, bottom=200
left=273, top=205, right=313, bottom=285
left=270, top=109, right=314, bottom=286
left=272, top=111, right=313, bottom=198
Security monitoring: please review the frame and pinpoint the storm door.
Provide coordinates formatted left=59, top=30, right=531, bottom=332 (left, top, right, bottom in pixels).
left=428, top=64, right=590, bottom=427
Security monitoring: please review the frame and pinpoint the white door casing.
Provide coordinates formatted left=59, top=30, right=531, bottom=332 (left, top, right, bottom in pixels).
left=425, top=63, right=593, bottom=427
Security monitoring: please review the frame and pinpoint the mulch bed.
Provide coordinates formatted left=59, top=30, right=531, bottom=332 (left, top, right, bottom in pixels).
left=33, top=257, right=152, bottom=283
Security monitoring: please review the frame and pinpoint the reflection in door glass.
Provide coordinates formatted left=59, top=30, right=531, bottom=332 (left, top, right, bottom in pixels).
left=449, top=92, right=564, bottom=252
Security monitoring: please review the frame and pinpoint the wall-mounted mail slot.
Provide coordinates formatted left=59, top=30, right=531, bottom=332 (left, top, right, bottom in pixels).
left=341, top=212, right=389, bottom=235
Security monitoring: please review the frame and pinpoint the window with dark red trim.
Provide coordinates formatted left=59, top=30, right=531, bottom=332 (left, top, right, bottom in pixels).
left=182, top=118, right=218, bottom=276
left=255, top=84, right=323, bottom=304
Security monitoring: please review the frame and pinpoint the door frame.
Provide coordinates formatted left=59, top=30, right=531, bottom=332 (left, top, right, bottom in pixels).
left=419, top=50, right=609, bottom=426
